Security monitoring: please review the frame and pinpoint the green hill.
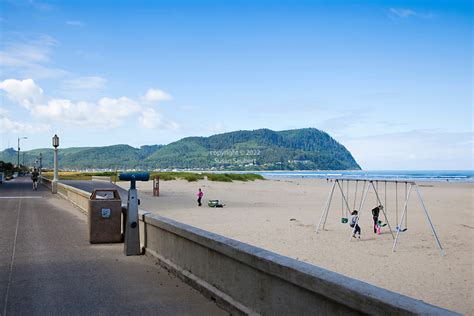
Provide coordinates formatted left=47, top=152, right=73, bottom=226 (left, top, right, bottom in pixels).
left=0, top=128, right=360, bottom=170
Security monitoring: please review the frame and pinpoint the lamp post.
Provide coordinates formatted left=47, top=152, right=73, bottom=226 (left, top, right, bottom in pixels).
left=17, top=136, right=27, bottom=168
left=52, top=134, right=59, bottom=193
left=39, top=153, right=43, bottom=184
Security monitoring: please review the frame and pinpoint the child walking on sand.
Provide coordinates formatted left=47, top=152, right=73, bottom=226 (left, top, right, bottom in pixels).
left=349, top=210, right=361, bottom=238
left=197, top=188, right=203, bottom=206
left=371, top=205, right=382, bottom=234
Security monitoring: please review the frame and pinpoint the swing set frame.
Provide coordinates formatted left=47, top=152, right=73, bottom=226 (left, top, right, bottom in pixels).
left=315, top=178, right=445, bottom=256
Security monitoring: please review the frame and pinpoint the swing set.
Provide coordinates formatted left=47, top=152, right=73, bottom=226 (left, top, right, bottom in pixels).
left=316, top=178, right=444, bottom=256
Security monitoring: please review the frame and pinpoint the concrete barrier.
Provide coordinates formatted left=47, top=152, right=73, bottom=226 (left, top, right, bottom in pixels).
left=56, top=183, right=90, bottom=214
left=92, top=176, right=112, bottom=182
left=139, top=212, right=456, bottom=315
left=41, top=176, right=52, bottom=189
left=43, top=179, right=457, bottom=315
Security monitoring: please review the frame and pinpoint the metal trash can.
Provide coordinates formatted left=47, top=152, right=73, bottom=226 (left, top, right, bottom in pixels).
left=88, top=189, right=122, bottom=244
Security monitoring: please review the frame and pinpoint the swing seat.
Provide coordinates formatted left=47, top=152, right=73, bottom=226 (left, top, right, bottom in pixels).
left=377, top=220, right=387, bottom=227
left=396, top=226, right=408, bottom=232
left=341, top=217, right=348, bottom=224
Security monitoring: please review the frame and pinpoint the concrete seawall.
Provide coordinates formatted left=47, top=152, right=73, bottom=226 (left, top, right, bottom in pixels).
left=41, top=177, right=90, bottom=213
left=43, top=179, right=457, bottom=315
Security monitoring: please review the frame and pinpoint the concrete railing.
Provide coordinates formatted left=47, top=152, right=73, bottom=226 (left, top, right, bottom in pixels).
left=43, top=179, right=456, bottom=315
left=41, top=178, right=90, bottom=214
left=91, top=176, right=112, bottom=182
left=56, top=183, right=90, bottom=214
left=138, top=212, right=456, bottom=315
left=41, top=176, right=52, bottom=189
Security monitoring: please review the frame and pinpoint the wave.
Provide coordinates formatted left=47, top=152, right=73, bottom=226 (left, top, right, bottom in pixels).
left=256, top=170, right=474, bottom=182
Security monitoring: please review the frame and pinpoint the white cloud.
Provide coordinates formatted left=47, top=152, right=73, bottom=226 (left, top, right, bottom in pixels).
left=0, top=78, right=44, bottom=109
left=32, top=99, right=95, bottom=125
left=63, top=76, right=107, bottom=90
left=142, top=88, right=172, bottom=104
left=31, top=96, right=141, bottom=128
left=97, top=97, right=141, bottom=126
left=0, top=109, right=49, bottom=134
left=139, top=108, right=163, bottom=129
left=65, top=20, right=84, bottom=27
left=389, top=8, right=434, bottom=19
left=1, top=78, right=176, bottom=130
left=139, top=108, right=179, bottom=130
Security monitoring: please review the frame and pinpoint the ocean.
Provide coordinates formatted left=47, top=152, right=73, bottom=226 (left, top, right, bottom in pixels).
left=251, top=170, right=474, bottom=182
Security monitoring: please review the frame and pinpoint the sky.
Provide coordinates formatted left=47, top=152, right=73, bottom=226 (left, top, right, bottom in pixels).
left=0, top=0, right=472, bottom=170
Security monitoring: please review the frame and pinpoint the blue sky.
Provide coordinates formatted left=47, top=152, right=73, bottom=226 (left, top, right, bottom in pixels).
left=0, top=0, right=472, bottom=169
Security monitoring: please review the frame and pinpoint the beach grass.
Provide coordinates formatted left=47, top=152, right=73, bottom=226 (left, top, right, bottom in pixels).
left=41, top=171, right=264, bottom=182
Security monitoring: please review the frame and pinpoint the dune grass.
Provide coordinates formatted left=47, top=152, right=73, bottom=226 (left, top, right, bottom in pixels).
left=41, top=171, right=118, bottom=181
left=42, top=171, right=264, bottom=182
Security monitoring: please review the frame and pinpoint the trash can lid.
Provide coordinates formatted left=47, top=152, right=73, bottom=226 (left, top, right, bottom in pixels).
left=90, top=189, right=121, bottom=200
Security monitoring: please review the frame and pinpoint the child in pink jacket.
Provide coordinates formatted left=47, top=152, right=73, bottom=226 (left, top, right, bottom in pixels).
left=197, top=188, right=203, bottom=206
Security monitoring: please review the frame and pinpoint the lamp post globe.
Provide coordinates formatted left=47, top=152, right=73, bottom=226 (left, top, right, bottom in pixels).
left=52, top=134, right=59, bottom=148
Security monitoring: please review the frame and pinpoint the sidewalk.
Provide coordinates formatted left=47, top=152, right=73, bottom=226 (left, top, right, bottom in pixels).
left=0, top=177, right=225, bottom=315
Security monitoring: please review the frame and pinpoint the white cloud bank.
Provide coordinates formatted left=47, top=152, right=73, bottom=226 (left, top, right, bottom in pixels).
left=0, top=78, right=176, bottom=130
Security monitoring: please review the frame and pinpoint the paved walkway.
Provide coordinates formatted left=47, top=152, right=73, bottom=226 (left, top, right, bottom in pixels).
left=0, top=177, right=225, bottom=315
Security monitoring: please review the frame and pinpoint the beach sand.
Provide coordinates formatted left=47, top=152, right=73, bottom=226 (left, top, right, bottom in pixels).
left=118, top=178, right=473, bottom=314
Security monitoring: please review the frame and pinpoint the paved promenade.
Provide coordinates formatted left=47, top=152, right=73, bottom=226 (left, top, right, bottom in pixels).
left=0, top=177, right=225, bottom=315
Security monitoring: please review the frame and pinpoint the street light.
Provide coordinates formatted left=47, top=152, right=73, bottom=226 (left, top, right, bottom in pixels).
left=52, top=134, right=59, bottom=148
left=17, top=136, right=27, bottom=167
left=52, top=134, right=59, bottom=193
left=39, top=153, right=43, bottom=183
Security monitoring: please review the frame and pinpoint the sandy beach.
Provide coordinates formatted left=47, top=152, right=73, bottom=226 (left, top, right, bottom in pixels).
left=118, top=178, right=473, bottom=314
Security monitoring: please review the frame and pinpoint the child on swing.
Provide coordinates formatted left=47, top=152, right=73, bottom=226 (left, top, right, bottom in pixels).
left=349, top=210, right=361, bottom=238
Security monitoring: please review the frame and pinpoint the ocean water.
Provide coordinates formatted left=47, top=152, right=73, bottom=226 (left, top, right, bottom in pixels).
left=253, top=170, right=474, bottom=182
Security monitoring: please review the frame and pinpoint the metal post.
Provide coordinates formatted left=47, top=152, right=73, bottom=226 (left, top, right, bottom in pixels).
left=17, top=136, right=27, bottom=167
left=392, top=184, right=412, bottom=252
left=17, top=138, right=20, bottom=167
left=316, top=181, right=336, bottom=233
left=118, top=173, right=149, bottom=256
left=414, top=185, right=445, bottom=256
left=336, top=180, right=352, bottom=215
left=52, top=147, right=58, bottom=193
left=124, top=178, right=141, bottom=255
left=322, top=181, right=336, bottom=230
left=39, top=153, right=42, bottom=183
left=370, top=181, right=395, bottom=239
left=358, top=181, right=367, bottom=211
